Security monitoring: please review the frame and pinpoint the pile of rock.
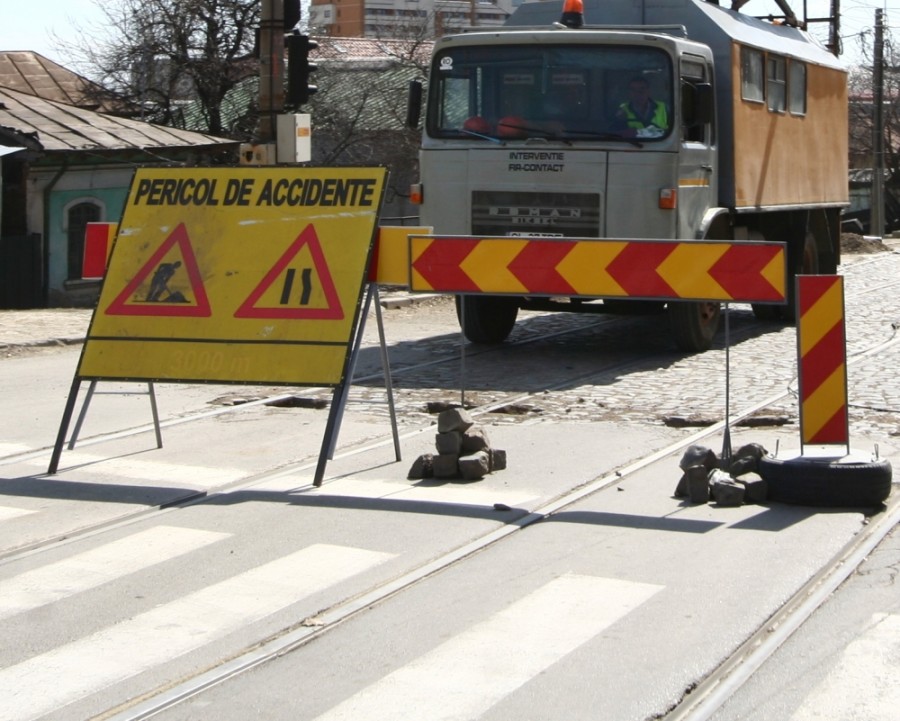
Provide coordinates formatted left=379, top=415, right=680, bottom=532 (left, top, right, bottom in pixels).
left=674, top=443, right=768, bottom=506
left=408, top=408, right=507, bottom=481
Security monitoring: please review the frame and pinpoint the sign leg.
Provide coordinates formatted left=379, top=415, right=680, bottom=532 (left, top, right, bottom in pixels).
left=67, top=380, right=98, bottom=450
left=314, top=385, right=346, bottom=487
left=373, top=286, right=401, bottom=461
left=327, top=284, right=375, bottom=459
left=49, top=377, right=83, bottom=474
left=147, top=382, right=163, bottom=448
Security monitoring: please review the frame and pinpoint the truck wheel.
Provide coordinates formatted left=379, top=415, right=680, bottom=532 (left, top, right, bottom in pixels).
left=668, top=301, right=721, bottom=352
left=455, top=295, right=519, bottom=344
left=759, top=453, right=893, bottom=507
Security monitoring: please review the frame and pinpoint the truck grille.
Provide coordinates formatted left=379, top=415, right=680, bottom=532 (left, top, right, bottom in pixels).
left=471, top=191, right=601, bottom=237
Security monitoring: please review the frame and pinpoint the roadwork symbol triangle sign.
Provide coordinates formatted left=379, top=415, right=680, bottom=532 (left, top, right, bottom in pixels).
left=234, top=224, right=344, bottom=320
left=106, top=223, right=211, bottom=317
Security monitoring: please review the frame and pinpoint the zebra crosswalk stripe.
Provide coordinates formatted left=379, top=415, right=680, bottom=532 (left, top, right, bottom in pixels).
left=0, top=526, right=229, bottom=621
left=790, top=613, right=900, bottom=721
left=314, top=574, right=663, bottom=721
left=0, top=506, right=34, bottom=521
left=0, top=543, right=394, bottom=721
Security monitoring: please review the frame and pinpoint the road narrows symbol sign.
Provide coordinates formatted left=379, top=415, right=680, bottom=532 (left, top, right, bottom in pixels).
left=106, top=222, right=211, bottom=317
left=234, top=224, right=344, bottom=320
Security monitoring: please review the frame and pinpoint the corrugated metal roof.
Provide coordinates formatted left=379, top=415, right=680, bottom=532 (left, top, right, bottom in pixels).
left=0, top=51, right=128, bottom=113
left=0, top=86, right=236, bottom=153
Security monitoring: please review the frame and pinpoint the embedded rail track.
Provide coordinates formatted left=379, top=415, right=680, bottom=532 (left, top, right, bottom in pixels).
left=1, top=251, right=898, bottom=720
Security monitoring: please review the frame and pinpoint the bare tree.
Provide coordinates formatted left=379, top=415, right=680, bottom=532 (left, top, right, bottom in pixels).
left=67, top=0, right=259, bottom=138
left=848, top=28, right=900, bottom=177
left=305, top=32, right=432, bottom=217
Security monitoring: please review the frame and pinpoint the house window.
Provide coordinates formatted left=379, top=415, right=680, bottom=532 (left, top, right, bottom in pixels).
left=789, top=60, right=807, bottom=115
left=741, top=47, right=764, bottom=103
left=66, top=201, right=101, bottom=280
left=766, top=55, right=786, bottom=112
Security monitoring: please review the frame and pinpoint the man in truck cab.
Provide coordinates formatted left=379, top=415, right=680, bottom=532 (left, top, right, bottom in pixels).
left=614, top=76, right=669, bottom=138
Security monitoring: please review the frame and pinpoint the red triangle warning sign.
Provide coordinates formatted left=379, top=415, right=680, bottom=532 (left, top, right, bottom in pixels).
left=234, top=224, right=344, bottom=320
left=106, top=223, right=211, bottom=317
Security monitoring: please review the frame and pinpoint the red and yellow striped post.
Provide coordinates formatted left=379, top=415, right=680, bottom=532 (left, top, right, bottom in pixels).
left=796, top=275, right=849, bottom=451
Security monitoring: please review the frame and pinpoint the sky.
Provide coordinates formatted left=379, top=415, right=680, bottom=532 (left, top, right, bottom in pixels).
left=0, top=0, right=893, bottom=68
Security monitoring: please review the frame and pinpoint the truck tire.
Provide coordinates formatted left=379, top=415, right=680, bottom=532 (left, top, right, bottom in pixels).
left=668, top=301, right=721, bottom=352
left=758, top=454, right=893, bottom=507
left=455, top=295, right=519, bottom=344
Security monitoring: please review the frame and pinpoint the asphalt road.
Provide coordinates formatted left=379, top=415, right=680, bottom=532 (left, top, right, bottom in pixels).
left=0, top=248, right=898, bottom=720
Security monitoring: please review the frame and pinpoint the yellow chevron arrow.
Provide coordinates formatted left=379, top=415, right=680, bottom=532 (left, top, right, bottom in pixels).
left=460, top=239, right=529, bottom=293
left=555, top=241, right=629, bottom=296
left=760, top=253, right=786, bottom=297
left=656, top=243, right=730, bottom=299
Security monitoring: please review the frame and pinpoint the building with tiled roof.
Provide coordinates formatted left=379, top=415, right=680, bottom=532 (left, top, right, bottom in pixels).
left=0, top=72, right=238, bottom=308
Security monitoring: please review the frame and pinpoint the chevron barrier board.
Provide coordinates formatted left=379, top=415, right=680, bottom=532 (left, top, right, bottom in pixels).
left=408, top=236, right=786, bottom=303
left=796, top=275, right=849, bottom=447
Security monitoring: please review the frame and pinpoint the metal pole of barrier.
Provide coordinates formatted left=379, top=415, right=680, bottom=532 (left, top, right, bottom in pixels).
left=459, top=296, right=467, bottom=409
left=721, top=304, right=733, bottom=463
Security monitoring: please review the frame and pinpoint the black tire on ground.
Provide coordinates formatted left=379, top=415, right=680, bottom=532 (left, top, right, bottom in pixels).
left=668, top=301, right=721, bottom=352
left=455, top=295, right=519, bottom=344
left=758, top=454, right=893, bottom=507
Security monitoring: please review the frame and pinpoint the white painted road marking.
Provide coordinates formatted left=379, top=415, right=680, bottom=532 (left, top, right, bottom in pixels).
left=0, top=505, right=33, bottom=521
left=25, top=451, right=247, bottom=488
left=0, top=443, right=31, bottom=457
left=0, top=526, right=229, bottom=621
left=790, top=613, right=900, bottom=721
left=0, top=543, right=394, bottom=721
left=314, top=574, right=663, bottom=721
left=258, top=477, right=538, bottom=508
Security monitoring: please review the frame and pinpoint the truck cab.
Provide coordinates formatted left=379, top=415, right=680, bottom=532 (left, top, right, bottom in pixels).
left=410, top=0, right=847, bottom=351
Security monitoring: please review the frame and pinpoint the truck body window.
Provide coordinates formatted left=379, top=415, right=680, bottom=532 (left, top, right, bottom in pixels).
left=740, top=47, right=764, bottom=103
left=789, top=60, right=807, bottom=115
left=767, top=55, right=786, bottom=113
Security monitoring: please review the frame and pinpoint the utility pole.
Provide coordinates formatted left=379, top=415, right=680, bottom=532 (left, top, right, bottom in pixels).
left=871, top=8, right=885, bottom=238
left=257, top=0, right=286, bottom=144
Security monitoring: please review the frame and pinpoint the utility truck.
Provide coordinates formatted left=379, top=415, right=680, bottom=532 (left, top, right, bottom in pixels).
left=407, top=0, right=847, bottom=351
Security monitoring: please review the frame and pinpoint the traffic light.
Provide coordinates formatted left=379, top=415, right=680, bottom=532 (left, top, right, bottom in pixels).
left=287, top=33, right=318, bottom=107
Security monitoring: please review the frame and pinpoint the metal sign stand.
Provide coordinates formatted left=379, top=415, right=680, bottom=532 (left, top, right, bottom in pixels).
left=48, top=380, right=163, bottom=474
left=316, top=283, right=401, bottom=486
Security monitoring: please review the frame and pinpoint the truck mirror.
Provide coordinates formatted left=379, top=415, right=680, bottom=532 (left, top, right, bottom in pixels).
left=682, top=81, right=713, bottom=126
left=407, top=79, right=423, bottom=129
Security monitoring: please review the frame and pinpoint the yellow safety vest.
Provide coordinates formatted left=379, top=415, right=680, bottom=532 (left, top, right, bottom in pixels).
left=619, top=100, right=668, bottom=130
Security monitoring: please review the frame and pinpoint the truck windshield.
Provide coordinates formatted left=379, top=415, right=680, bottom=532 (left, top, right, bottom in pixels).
left=427, top=44, right=673, bottom=143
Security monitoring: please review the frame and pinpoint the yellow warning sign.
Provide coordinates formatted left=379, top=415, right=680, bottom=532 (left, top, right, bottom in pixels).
left=79, top=166, right=387, bottom=385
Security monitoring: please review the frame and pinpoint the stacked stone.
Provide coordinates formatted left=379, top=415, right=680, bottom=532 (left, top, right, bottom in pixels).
left=674, top=443, right=768, bottom=506
left=408, top=407, right=507, bottom=481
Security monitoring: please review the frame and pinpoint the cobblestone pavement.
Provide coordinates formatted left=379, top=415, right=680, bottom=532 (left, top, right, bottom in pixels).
left=2, top=249, right=899, bottom=445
